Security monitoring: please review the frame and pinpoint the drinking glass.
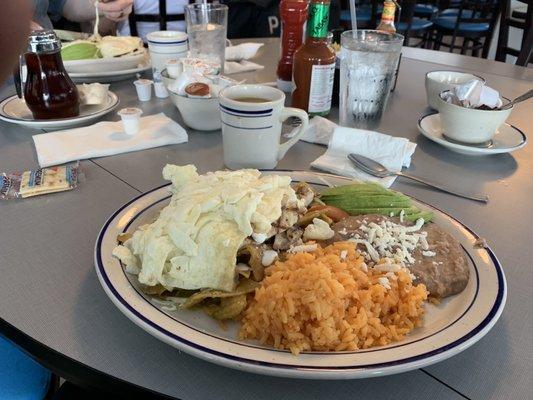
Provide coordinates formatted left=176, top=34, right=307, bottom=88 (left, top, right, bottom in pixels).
left=339, top=30, right=403, bottom=130
left=185, top=4, right=228, bottom=74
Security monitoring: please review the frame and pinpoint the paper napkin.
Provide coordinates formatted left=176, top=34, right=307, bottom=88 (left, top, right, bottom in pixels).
left=225, top=43, right=264, bottom=61
left=310, top=125, right=417, bottom=188
left=33, top=113, right=187, bottom=168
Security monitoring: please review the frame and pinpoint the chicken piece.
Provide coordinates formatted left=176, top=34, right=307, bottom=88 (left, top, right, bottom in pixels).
left=273, top=227, right=304, bottom=251
left=277, top=209, right=299, bottom=230
left=294, top=182, right=315, bottom=207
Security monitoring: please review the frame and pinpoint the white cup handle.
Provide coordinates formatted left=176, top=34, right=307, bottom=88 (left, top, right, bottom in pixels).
left=278, top=107, right=309, bottom=160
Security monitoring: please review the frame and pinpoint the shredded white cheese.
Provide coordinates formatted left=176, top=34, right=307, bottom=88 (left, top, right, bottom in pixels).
left=288, top=243, right=318, bottom=254
left=373, top=262, right=402, bottom=273
left=348, top=218, right=429, bottom=265
left=422, top=250, right=436, bottom=257
left=378, top=277, right=391, bottom=290
left=340, top=250, right=348, bottom=260
left=399, top=209, right=405, bottom=223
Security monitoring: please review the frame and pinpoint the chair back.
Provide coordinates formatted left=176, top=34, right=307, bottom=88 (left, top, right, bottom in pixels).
left=128, top=0, right=195, bottom=37
left=495, top=0, right=532, bottom=66
left=453, top=0, right=499, bottom=27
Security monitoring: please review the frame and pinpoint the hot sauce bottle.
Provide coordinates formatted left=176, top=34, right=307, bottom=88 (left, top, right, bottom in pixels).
left=376, top=0, right=397, bottom=33
left=291, top=0, right=335, bottom=117
left=276, top=0, right=309, bottom=93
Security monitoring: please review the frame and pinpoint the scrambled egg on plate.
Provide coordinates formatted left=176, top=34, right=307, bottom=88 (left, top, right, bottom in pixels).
left=113, top=165, right=304, bottom=292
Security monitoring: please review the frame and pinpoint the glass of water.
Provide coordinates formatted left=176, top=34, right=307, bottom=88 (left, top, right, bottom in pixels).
left=186, top=3, right=228, bottom=74
left=340, top=30, right=403, bottom=130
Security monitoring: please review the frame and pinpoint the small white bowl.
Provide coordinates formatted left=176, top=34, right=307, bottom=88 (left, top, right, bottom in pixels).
left=169, top=91, right=221, bottom=131
left=437, top=91, right=513, bottom=144
left=425, top=71, right=485, bottom=110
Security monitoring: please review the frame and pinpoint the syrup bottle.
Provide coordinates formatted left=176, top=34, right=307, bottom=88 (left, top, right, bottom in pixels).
left=17, top=30, right=79, bottom=120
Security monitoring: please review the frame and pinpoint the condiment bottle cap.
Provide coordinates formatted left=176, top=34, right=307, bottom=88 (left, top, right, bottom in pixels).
left=28, top=30, right=61, bottom=53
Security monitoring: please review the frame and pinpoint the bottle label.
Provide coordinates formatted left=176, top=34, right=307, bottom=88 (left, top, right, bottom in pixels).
left=381, top=1, right=396, bottom=23
left=308, top=63, right=335, bottom=113
left=307, top=2, right=330, bottom=38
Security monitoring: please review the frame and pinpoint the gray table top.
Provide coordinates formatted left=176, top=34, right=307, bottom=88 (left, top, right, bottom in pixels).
left=1, top=38, right=532, bottom=400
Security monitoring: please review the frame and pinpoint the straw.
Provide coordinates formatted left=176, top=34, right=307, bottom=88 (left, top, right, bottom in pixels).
left=349, top=0, right=357, bottom=38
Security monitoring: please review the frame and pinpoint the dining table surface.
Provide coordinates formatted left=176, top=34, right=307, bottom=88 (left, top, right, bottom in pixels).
left=0, top=37, right=532, bottom=400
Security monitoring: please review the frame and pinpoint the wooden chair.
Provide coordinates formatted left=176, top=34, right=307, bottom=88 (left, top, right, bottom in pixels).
left=495, top=0, right=532, bottom=66
left=432, top=0, right=501, bottom=58
left=413, top=0, right=439, bottom=20
left=396, top=0, right=434, bottom=47
left=127, top=0, right=194, bottom=37
left=340, top=0, right=381, bottom=29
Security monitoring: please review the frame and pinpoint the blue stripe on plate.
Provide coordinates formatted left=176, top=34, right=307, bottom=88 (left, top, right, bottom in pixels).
left=95, top=178, right=506, bottom=372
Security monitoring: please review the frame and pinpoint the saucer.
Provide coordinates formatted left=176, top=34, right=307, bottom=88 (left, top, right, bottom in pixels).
left=418, top=113, right=526, bottom=156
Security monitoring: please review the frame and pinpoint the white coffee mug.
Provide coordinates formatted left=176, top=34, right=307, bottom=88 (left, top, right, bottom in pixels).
left=219, top=85, right=309, bottom=169
left=146, top=31, right=188, bottom=81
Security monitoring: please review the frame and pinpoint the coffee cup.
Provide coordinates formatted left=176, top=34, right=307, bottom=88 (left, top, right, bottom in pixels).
left=146, top=31, right=188, bottom=82
left=219, top=85, right=309, bottom=169
left=425, top=71, right=485, bottom=110
left=437, top=91, right=513, bottom=144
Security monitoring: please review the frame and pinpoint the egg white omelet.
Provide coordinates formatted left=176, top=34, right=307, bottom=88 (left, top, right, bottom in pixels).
left=113, top=165, right=304, bottom=292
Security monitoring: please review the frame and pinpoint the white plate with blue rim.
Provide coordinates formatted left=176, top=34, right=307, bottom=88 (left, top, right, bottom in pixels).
left=94, top=170, right=506, bottom=379
left=0, top=91, right=119, bottom=130
left=418, top=113, right=526, bottom=156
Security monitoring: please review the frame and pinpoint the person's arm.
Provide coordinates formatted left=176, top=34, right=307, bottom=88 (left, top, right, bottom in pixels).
left=0, top=0, right=32, bottom=83
left=61, top=0, right=133, bottom=23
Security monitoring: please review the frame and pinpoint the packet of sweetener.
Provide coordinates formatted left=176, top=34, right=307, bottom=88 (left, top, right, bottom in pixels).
left=0, top=162, right=80, bottom=200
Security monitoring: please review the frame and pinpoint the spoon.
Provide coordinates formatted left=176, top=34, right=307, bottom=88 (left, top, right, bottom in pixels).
left=348, top=153, right=489, bottom=203
left=499, top=89, right=533, bottom=110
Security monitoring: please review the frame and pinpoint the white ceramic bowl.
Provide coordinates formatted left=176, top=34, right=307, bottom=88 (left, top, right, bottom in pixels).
left=437, top=91, right=513, bottom=144
left=169, top=91, right=221, bottom=131
left=425, top=71, right=485, bottom=110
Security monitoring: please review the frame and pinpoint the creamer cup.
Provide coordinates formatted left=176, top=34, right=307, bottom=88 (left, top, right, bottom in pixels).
left=133, top=79, right=153, bottom=102
left=118, top=107, right=143, bottom=136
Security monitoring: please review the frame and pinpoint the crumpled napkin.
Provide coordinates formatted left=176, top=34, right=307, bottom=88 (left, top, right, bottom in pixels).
left=441, top=79, right=502, bottom=109
left=224, top=60, right=264, bottom=75
left=33, top=113, right=187, bottom=168
left=285, top=116, right=337, bottom=145
left=224, top=43, right=264, bottom=75
left=310, top=125, right=417, bottom=188
left=225, top=43, right=264, bottom=61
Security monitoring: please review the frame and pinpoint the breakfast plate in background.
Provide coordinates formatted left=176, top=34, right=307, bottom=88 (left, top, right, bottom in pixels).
left=68, top=62, right=151, bottom=83
left=95, top=170, right=506, bottom=379
left=418, top=113, right=527, bottom=156
left=0, top=91, right=119, bottom=130
left=64, top=53, right=149, bottom=74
